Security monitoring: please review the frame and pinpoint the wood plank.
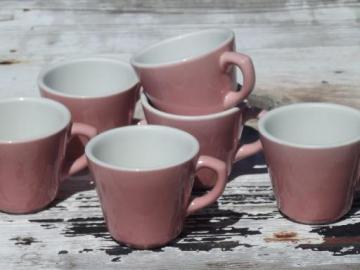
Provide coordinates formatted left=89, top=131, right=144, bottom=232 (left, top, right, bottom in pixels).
left=1, top=0, right=359, bottom=12
left=0, top=128, right=359, bottom=269
left=0, top=1, right=359, bottom=268
left=0, top=0, right=359, bottom=109
left=0, top=162, right=359, bottom=269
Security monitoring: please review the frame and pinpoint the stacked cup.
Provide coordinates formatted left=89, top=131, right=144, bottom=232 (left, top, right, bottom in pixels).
left=33, top=28, right=262, bottom=248
left=131, top=28, right=264, bottom=188
left=36, top=30, right=250, bottom=249
left=36, top=56, right=228, bottom=249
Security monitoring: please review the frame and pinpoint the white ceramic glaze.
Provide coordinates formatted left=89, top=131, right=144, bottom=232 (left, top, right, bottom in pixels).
left=0, top=97, right=70, bottom=142
left=38, top=57, right=139, bottom=98
left=131, top=29, right=234, bottom=67
left=259, top=103, right=360, bottom=148
left=86, top=125, right=200, bottom=171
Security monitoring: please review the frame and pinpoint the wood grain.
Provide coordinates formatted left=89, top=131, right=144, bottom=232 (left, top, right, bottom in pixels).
left=0, top=148, right=359, bottom=269
left=0, top=0, right=359, bottom=109
left=0, top=1, right=359, bottom=269
left=0, top=127, right=359, bottom=269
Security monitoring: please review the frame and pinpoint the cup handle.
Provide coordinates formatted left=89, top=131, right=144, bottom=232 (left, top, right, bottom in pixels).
left=219, top=52, right=256, bottom=109
left=186, top=156, right=227, bottom=216
left=234, top=107, right=266, bottom=162
left=63, top=122, right=97, bottom=178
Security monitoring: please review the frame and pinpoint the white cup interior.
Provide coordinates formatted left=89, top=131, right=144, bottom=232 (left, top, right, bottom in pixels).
left=86, top=126, right=199, bottom=170
left=0, top=98, right=70, bottom=142
left=260, top=103, right=360, bottom=147
left=131, top=29, right=233, bottom=66
left=39, top=58, right=139, bottom=97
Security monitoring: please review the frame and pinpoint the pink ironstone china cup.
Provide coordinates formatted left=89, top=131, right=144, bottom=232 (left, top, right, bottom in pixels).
left=38, top=57, right=140, bottom=134
left=0, top=97, right=96, bottom=214
left=38, top=57, right=139, bottom=164
left=140, top=92, right=264, bottom=189
left=85, top=125, right=227, bottom=249
left=259, top=103, right=360, bottom=224
left=131, top=28, right=256, bottom=115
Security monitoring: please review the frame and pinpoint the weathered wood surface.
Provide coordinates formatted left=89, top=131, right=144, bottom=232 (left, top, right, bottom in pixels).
left=0, top=0, right=359, bottom=109
left=0, top=1, right=360, bottom=269
left=0, top=128, right=359, bottom=269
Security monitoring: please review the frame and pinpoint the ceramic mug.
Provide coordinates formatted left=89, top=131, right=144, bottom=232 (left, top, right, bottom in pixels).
left=38, top=57, right=139, bottom=164
left=131, top=28, right=255, bottom=115
left=86, top=125, right=227, bottom=249
left=259, top=103, right=360, bottom=224
left=140, top=92, right=263, bottom=189
left=38, top=57, right=140, bottom=133
left=0, top=98, right=96, bottom=214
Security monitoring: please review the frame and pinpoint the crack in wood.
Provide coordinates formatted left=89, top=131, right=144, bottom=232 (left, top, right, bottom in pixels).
left=29, top=218, right=64, bottom=223
left=169, top=240, right=246, bottom=252
left=0, top=59, right=22, bottom=65
left=220, top=193, right=276, bottom=205
left=79, top=248, right=94, bottom=253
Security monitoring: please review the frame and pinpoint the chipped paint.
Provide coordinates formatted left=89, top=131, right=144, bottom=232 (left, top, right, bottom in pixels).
left=10, top=236, right=40, bottom=246
left=297, top=222, right=360, bottom=255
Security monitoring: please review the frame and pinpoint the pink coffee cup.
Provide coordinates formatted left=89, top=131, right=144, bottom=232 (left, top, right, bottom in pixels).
left=38, top=57, right=140, bottom=133
left=85, top=125, right=227, bottom=249
left=38, top=57, right=139, bottom=165
left=259, top=103, right=360, bottom=224
left=131, top=28, right=255, bottom=115
left=0, top=98, right=96, bottom=214
left=140, top=92, right=264, bottom=189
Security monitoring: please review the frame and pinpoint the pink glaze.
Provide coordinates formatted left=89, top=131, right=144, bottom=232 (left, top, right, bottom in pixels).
left=131, top=29, right=255, bottom=115
left=38, top=57, right=139, bottom=163
left=86, top=125, right=227, bottom=248
left=39, top=87, right=139, bottom=134
left=261, top=137, right=359, bottom=224
left=140, top=93, right=263, bottom=188
left=38, top=57, right=140, bottom=134
left=259, top=103, right=360, bottom=224
left=0, top=98, right=96, bottom=214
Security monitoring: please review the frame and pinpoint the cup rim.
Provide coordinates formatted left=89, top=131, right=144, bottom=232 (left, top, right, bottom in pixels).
left=0, top=97, right=71, bottom=144
left=140, top=92, right=240, bottom=120
left=85, top=125, right=200, bottom=172
left=38, top=56, right=139, bottom=99
left=259, top=102, right=360, bottom=149
left=130, top=28, right=234, bottom=68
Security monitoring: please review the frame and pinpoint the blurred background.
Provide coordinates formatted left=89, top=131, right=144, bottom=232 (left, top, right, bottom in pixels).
left=0, top=0, right=359, bottom=110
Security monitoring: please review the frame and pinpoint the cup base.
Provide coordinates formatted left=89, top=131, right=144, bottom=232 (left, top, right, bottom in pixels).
left=278, top=207, right=351, bottom=225
left=0, top=201, right=53, bottom=215
left=110, top=227, right=183, bottom=250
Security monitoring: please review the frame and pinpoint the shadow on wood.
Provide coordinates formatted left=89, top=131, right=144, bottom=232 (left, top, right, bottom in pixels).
left=230, top=125, right=267, bottom=180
